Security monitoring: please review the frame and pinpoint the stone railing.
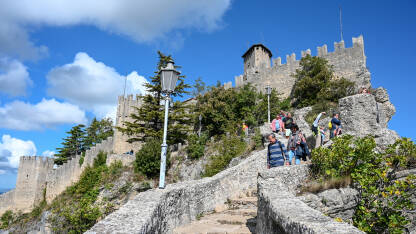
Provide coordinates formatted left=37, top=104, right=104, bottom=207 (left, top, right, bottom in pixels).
left=87, top=149, right=267, bottom=233
left=257, top=165, right=363, bottom=234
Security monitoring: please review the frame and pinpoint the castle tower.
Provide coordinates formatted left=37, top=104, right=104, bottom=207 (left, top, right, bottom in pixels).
left=113, top=94, right=143, bottom=154
left=242, top=44, right=272, bottom=74
left=14, top=156, right=54, bottom=212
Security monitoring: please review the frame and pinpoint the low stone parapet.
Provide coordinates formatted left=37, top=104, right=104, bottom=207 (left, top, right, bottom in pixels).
left=256, top=165, right=363, bottom=234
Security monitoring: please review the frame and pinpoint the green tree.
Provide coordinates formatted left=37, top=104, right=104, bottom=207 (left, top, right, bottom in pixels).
left=117, top=51, right=192, bottom=145
left=134, top=139, right=168, bottom=178
left=192, top=77, right=206, bottom=97
left=291, top=55, right=354, bottom=108
left=55, top=124, right=86, bottom=165
left=83, top=118, right=114, bottom=149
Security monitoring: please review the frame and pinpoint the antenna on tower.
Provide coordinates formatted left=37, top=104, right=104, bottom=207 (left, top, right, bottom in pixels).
left=339, top=6, right=344, bottom=41
left=123, top=76, right=127, bottom=97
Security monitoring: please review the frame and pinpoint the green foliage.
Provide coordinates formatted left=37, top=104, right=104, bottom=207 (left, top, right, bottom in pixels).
left=196, top=84, right=288, bottom=137
left=311, top=136, right=416, bottom=233
left=79, top=151, right=85, bottom=166
left=134, top=139, right=168, bottom=178
left=117, top=51, right=192, bottom=145
left=1, top=210, right=13, bottom=229
left=292, top=55, right=354, bottom=108
left=203, top=135, right=247, bottom=177
left=55, top=118, right=114, bottom=165
left=253, top=128, right=264, bottom=150
left=55, top=124, right=86, bottom=165
left=186, top=133, right=208, bottom=160
left=192, top=77, right=206, bottom=97
left=49, top=153, right=127, bottom=233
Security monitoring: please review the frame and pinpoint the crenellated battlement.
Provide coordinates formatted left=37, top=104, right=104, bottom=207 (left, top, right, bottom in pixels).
left=234, top=35, right=370, bottom=98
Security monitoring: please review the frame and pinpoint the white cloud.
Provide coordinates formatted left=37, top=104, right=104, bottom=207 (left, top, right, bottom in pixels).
left=0, top=135, right=36, bottom=169
left=0, top=0, right=231, bottom=60
left=0, top=98, right=87, bottom=130
left=41, top=150, right=55, bottom=157
left=47, top=52, right=148, bottom=119
left=0, top=57, right=33, bottom=96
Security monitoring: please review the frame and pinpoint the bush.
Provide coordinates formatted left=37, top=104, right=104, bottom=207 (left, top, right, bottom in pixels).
left=1, top=210, right=13, bottom=229
left=310, top=135, right=416, bottom=233
left=203, top=135, right=247, bottom=177
left=186, top=134, right=208, bottom=160
left=135, top=139, right=168, bottom=178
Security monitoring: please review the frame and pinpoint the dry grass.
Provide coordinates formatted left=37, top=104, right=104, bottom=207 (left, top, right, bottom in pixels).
left=297, top=176, right=352, bottom=195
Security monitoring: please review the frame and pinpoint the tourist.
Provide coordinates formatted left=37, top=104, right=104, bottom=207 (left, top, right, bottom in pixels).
left=270, top=115, right=284, bottom=136
left=242, top=122, right=248, bottom=136
left=267, top=134, right=288, bottom=168
left=288, top=124, right=308, bottom=165
left=284, top=112, right=294, bottom=139
left=312, top=112, right=326, bottom=147
left=279, top=110, right=287, bottom=122
left=330, top=113, right=342, bottom=139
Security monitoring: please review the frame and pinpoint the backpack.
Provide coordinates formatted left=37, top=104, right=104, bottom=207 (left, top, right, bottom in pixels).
left=328, top=121, right=332, bottom=129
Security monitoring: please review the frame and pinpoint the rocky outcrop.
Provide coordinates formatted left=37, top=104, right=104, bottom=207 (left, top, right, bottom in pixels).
left=339, top=93, right=399, bottom=148
left=299, top=188, right=358, bottom=221
left=257, top=165, right=363, bottom=234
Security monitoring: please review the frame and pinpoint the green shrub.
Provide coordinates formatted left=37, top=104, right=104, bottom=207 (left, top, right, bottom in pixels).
left=253, top=128, right=264, bottom=150
left=186, top=134, right=208, bottom=160
left=1, top=210, right=13, bottom=229
left=93, top=151, right=107, bottom=168
left=135, top=139, right=168, bottom=178
left=79, top=151, right=85, bottom=166
left=292, top=55, right=354, bottom=108
left=310, top=135, right=416, bottom=233
left=203, top=135, right=247, bottom=177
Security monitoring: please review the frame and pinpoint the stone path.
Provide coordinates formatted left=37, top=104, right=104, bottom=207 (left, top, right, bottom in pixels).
left=173, top=190, right=257, bottom=234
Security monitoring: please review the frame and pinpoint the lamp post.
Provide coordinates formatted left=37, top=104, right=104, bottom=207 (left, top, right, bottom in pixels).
left=265, top=84, right=272, bottom=123
left=158, top=59, right=180, bottom=189
left=198, top=114, right=202, bottom=137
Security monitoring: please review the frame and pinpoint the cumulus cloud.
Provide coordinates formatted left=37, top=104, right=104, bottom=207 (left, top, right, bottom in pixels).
left=47, top=52, right=147, bottom=119
left=0, top=135, right=36, bottom=169
left=0, top=0, right=231, bottom=60
left=0, top=57, right=33, bottom=96
left=0, top=98, right=87, bottom=130
left=41, top=150, right=55, bottom=157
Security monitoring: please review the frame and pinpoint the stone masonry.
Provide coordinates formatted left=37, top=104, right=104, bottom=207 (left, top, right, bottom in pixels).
left=233, top=35, right=370, bottom=98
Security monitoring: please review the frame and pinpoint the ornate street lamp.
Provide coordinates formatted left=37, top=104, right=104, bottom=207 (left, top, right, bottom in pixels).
left=158, top=59, right=180, bottom=189
left=265, top=84, right=272, bottom=123
left=198, top=114, right=202, bottom=137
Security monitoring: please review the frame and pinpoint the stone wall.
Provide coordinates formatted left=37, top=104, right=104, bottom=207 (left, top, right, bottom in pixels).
left=106, top=154, right=135, bottom=167
left=45, top=137, right=114, bottom=203
left=0, top=137, right=115, bottom=215
left=256, top=165, right=363, bottom=234
left=86, top=149, right=268, bottom=233
left=234, top=35, right=370, bottom=98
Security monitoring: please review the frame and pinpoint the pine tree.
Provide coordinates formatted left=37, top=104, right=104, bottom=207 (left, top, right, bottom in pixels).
left=54, top=124, right=86, bottom=165
left=117, top=51, right=192, bottom=145
left=84, top=118, right=114, bottom=149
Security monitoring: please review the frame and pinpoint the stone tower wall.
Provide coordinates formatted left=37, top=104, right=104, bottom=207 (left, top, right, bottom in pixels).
left=243, top=46, right=271, bottom=74
left=113, top=94, right=143, bottom=154
left=235, top=35, right=370, bottom=98
left=13, top=156, right=54, bottom=213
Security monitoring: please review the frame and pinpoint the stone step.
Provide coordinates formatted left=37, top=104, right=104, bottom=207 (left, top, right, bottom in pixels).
left=229, top=197, right=258, bottom=209
left=224, top=208, right=257, bottom=217
left=209, top=213, right=255, bottom=226
left=173, top=218, right=252, bottom=234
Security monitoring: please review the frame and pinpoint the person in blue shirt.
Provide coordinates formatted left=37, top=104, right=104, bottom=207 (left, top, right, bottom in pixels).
left=267, top=134, right=288, bottom=168
left=330, top=113, right=342, bottom=139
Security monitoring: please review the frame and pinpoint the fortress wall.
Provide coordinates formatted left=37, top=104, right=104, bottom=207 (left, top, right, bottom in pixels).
left=106, top=154, right=135, bottom=167
left=13, top=156, right=54, bottom=213
left=0, top=189, right=15, bottom=215
left=235, top=35, right=369, bottom=98
left=45, top=137, right=114, bottom=203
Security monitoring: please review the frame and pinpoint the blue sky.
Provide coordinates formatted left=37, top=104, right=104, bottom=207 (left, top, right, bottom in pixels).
left=0, top=0, right=415, bottom=189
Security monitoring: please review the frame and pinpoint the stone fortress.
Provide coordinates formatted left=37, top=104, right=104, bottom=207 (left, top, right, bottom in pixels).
left=0, top=35, right=408, bottom=233
left=0, top=95, right=142, bottom=215
left=224, top=35, right=370, bottom=98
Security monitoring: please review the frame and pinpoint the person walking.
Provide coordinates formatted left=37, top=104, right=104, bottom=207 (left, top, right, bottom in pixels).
left=270, top=115, right=284, bottom=136
left=284, top=112, right=294, bottom=139
left=288, top=124, right=309, bottom=165
left=267, top=134, right=289, bottom=168
left=312, top=112, right=326, bottom=147
left=242, top=122, right=248, bottom=136
left=330, top=113, right=342, bottom=139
